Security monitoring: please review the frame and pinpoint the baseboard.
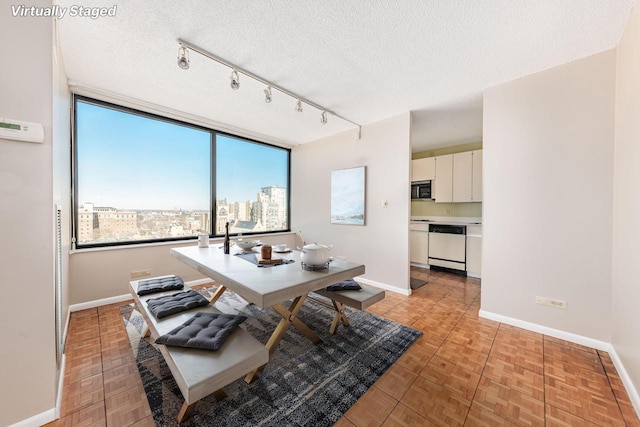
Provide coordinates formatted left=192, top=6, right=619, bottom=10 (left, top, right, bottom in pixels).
left=410, top=262, right=429, bottom=268
left=356, top=276, right=411, bottom=296
left=69, top=293, right=132, bottom=312
left=8, top=408, right=56, bottom=427
left=56, top=354, right=66, bottom=418
left=609, top=346, right=640, bottom=419
left=479, top=309, right=640, bottom=419
left=479, top=309, right=611, bottom=350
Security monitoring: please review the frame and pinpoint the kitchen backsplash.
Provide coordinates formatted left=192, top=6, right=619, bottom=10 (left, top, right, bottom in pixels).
left=411, top=200, right=482, bottom=217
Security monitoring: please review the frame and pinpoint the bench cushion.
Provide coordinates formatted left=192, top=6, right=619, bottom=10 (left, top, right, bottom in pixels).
left=326, top=278, right=362, bottom=291
left=137, top=275, right=184, bottom=295
left=146, top=290, right=210, bottom=319
left=155, top=312, right=247, bottom=351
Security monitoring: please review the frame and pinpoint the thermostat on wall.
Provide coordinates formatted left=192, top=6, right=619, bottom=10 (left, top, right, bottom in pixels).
left=0, top=117, right=44, bottom=143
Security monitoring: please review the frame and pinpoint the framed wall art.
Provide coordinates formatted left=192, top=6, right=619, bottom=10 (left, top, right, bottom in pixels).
left=330, top=166, right=366, bottom=225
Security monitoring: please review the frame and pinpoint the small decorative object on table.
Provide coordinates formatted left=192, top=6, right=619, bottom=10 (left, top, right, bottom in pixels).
left=198, top=233, right=209, bottom=248
left=223, top=222, right=230, bottom=254
left=236, top=240, right=260, bottom=251
left=261, top=244, right=272, bottom=260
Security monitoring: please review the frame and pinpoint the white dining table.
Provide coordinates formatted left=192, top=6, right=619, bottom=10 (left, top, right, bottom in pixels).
left=170, top=244, right=366, bottom=382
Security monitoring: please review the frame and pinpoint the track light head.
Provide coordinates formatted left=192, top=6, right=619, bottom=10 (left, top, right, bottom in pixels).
left=321, top=111, right=328, bottom=124
left=230, top=70, right=240, bottom=90
left=295, top=99, right=303, bottom=112
left=177, top=46, right=190, bottom=70
left=264, top=86, right=272, bottom=103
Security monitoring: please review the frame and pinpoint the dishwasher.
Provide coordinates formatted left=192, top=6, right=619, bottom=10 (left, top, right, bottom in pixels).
left=428, top=224, right=466, bottom=272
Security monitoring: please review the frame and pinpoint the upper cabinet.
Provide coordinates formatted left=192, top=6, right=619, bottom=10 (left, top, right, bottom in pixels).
left=434, top=154, right=453, bottom=202
left=411, top=157, right=435, bottom=182
left=433, top=149, right=482, bottom=203
left=452, top=151, right=473, bottom=202
left=472, top=149, right=483, bottom=201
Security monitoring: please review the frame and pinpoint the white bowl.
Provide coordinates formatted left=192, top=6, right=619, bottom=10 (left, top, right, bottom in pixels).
left=235, top=240, right=259, bottom=251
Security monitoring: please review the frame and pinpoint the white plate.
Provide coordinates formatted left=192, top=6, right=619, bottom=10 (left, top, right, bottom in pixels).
left=273, top=248, right=291, bottom=253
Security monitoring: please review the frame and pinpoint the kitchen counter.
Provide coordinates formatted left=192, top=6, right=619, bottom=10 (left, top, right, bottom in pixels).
left=410, top=216, right=482, bottom=225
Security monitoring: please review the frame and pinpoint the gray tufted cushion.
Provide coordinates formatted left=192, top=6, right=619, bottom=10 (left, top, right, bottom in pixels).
left=155, top=312, right=248, bottom=351
left=326, top=278, right=362, bottom=291
left=137, top=275, right=184, bottom=296
left=146, top=290, right=210, bottom=319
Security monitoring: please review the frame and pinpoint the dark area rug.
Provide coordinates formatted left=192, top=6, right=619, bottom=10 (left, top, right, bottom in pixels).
left=121, top=288, right=421, bottom=426
left=410, top=277, right=428, bottom=289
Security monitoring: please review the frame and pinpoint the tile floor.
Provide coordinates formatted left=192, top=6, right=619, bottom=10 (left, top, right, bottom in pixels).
left=46, top=267, right=639, bottom=426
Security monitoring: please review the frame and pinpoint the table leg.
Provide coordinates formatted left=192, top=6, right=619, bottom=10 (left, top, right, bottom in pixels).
left=207, top=285, right=227, bottom=304
left=329, top=300, right=349, bottom=335
left=245, top=294, right=321, bottom=383
left=272, top=304, right=322, bottom=344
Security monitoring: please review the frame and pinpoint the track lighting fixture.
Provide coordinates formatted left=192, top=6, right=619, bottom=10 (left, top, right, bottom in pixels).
left=264, top=86, right=272, bottom=103
left=230, top=70, right=240, bottom=90
left=175, top=38, right=362, bottom=137
left=177, top=46, right=189, bottom=70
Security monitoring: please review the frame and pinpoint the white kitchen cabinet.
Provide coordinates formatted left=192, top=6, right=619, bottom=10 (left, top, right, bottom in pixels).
left=452, top=150, right=482, bottom=202
left=453, top=151, right=473, bottom=202
left=434, top=154, right=453, bottom=203
left=420, top=150, right=481, bottom=203
left=411, top=157, right=436, bottom=182
left=466, top=225, right=482, bottom=277
left=410, top=224, right=429, bottom=265
left=472, top=149, right=483, bottom=201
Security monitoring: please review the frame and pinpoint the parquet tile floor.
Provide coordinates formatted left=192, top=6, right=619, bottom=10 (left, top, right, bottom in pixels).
left=45, top=267, right=639, bottom=426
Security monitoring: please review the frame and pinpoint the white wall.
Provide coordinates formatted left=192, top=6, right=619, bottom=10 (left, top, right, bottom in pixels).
left=291, top=113, right=412, bottom=293
left=612, top=2, right=640, bottom=412
left=0, top=5, right=57, bottom=425
left=482, top=50, right=616, bottom=341
left=53, top=17, right=72, bottom=399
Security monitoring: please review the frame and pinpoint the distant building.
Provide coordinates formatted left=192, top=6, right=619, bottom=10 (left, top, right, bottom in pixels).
left=259, top=186, right=287, bottom=230
left=215, top=199, right=229, bottom=234
left=78, top=203, right=137, bottom=243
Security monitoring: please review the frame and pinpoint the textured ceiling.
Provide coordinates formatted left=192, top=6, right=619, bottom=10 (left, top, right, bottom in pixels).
left=57, top=0, right=636, bottom=151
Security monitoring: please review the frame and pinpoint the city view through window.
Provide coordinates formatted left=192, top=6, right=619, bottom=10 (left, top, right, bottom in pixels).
left=75, top=98, right=290, bottom=247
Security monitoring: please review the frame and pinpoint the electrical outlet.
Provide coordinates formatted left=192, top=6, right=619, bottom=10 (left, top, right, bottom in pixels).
left=536, top=296, right=567, bottom=309
left=446, top=208, right=453, bottom=215
left=131, top=269, right=151, bottom=279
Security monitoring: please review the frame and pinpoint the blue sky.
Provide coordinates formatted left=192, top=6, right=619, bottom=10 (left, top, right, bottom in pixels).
left=77, top=101, right=288, bottom=210
left=216, top=135, right=288, bottom=202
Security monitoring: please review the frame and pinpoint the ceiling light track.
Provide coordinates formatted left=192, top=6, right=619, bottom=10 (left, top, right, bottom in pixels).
left=177, top=38, right=361, bottom=138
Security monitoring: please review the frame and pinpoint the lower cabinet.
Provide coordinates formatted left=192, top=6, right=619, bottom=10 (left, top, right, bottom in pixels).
left=466, top=225, right=482, bottom=277
left=410, top=230, right=429, bottom=265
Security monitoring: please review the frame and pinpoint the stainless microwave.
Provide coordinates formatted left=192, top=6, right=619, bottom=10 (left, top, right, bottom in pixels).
left=411, top=180, right=432, bottom=200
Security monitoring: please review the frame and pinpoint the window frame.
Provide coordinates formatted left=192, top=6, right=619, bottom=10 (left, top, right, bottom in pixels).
left=72, top=94, right=291, bottom=249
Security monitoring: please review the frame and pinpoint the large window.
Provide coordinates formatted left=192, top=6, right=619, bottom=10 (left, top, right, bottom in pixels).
left=215, top=135, right=289, bottom=236
left=73, top=96, right=290, bottom=248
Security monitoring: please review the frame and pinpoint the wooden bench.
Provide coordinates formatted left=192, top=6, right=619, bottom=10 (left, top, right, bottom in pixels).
left=129, top=276, right=268, bottom=423
left=312, top=285, right=385, bottom=334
